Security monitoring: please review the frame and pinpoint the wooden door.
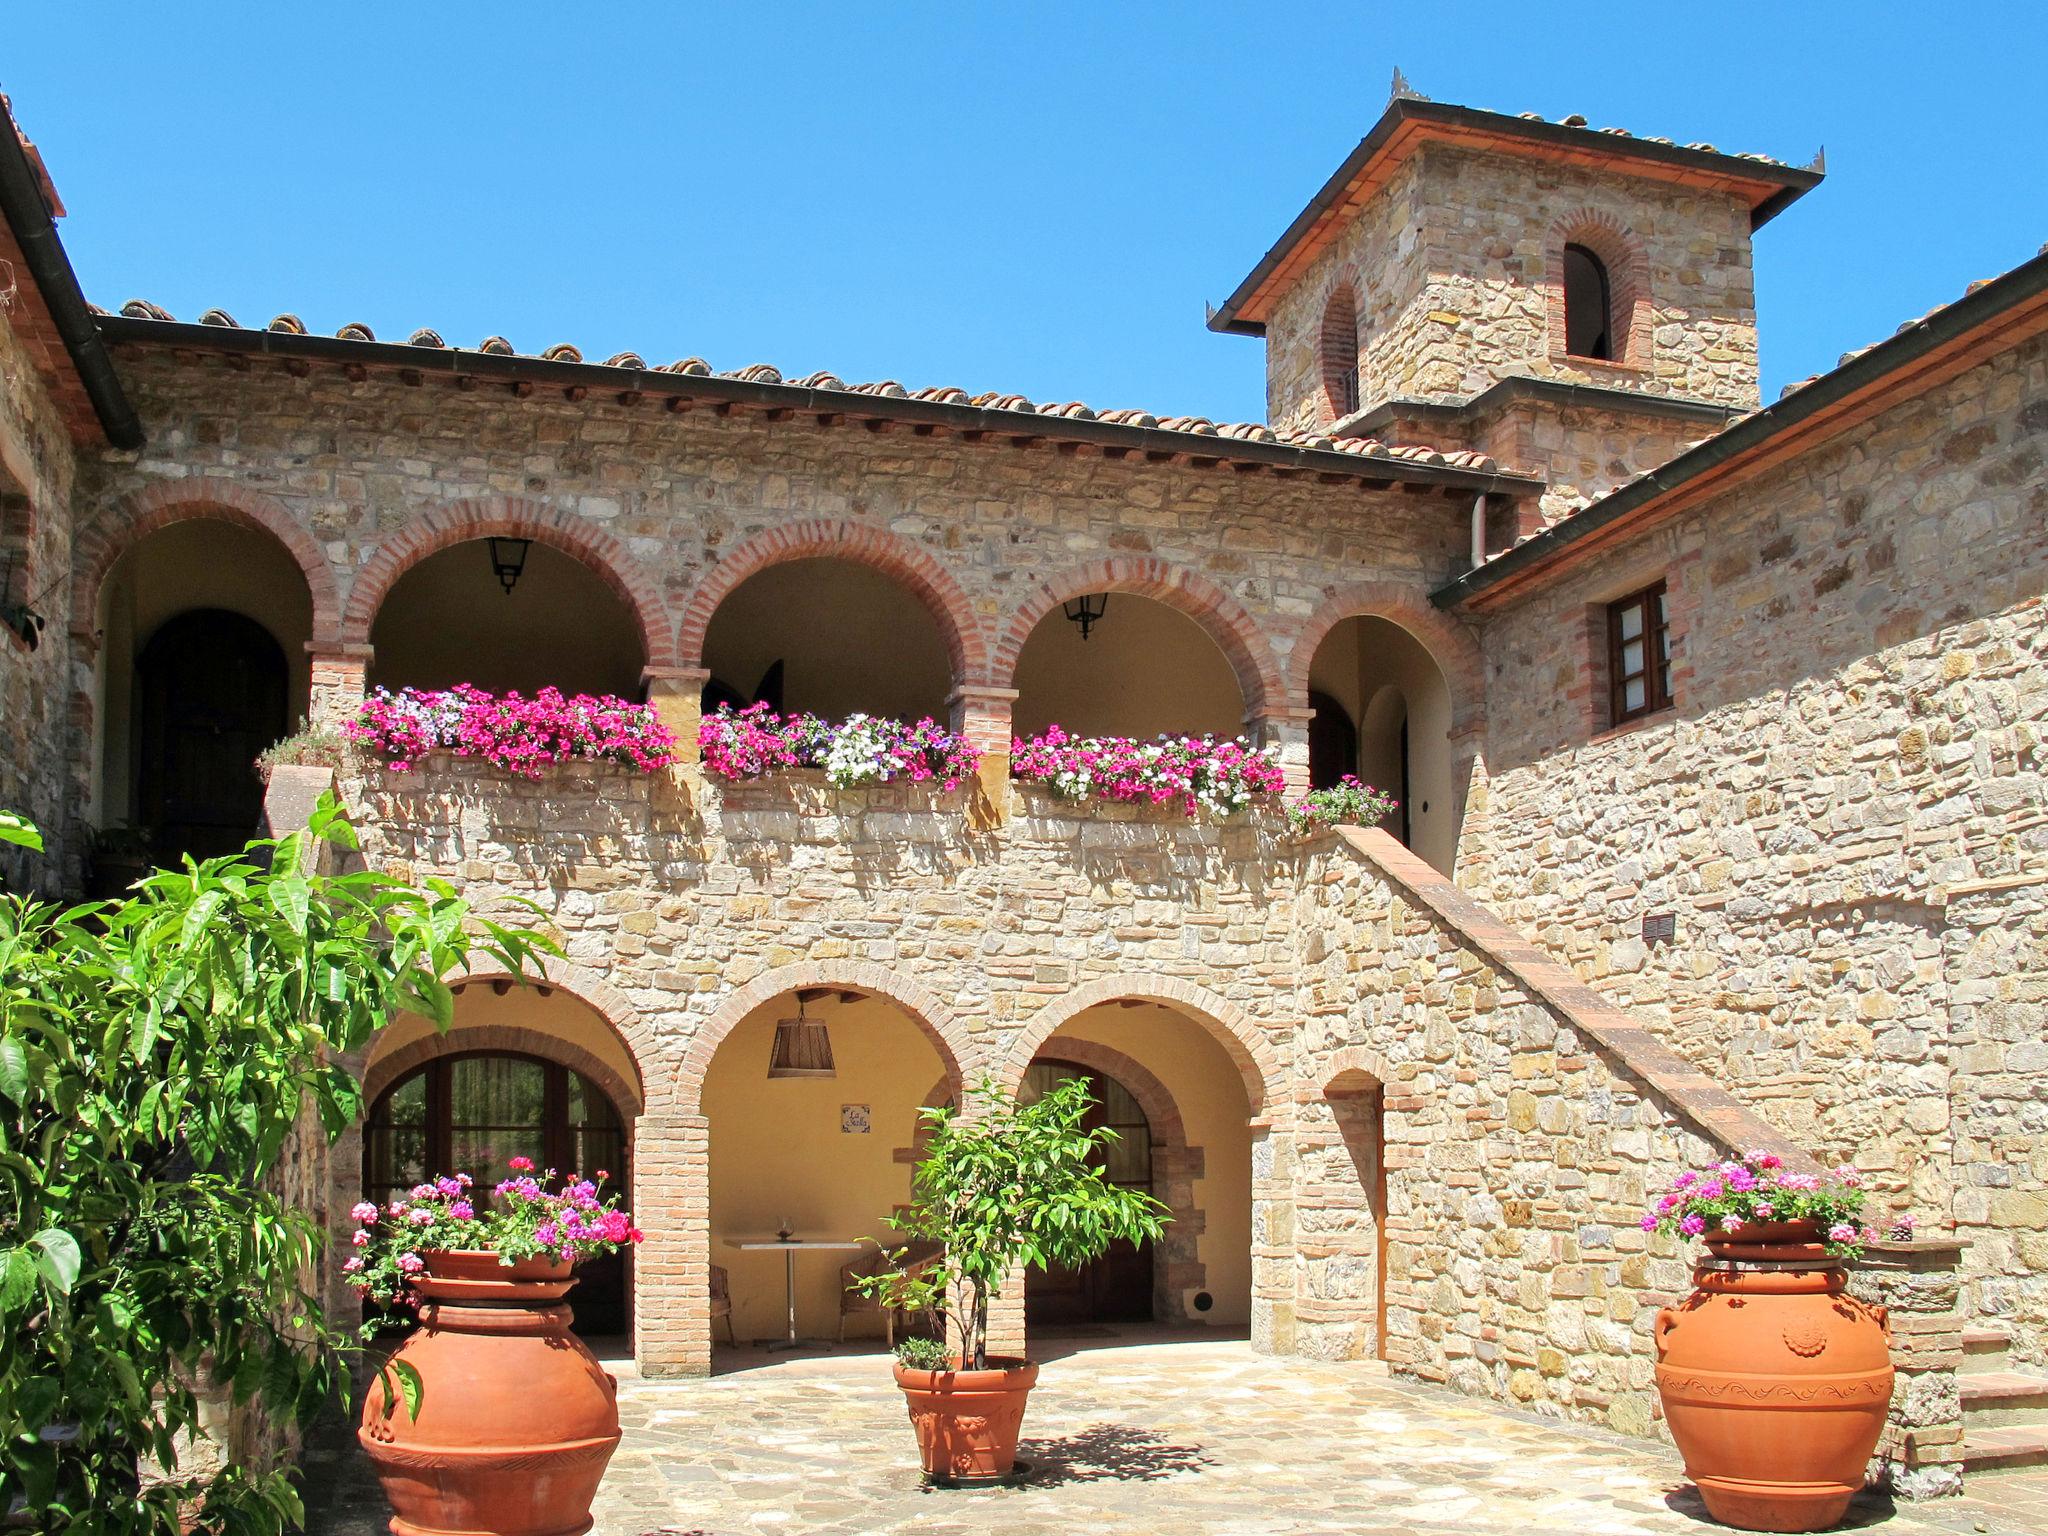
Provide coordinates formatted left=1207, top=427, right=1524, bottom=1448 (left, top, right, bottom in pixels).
left=1023, top=1059, right=1154, bottom=1326
left=136, top=609, right=287, bottom=863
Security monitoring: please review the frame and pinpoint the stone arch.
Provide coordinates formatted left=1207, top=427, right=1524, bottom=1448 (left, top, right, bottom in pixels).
left=992, top=558, right=1284, bottom=719
left=341, top=495, right=673, bottom=667
left=675, top=519, right=987, bottom=687
left=73, top=480, right=344, bottom=647
left=1545, top=209, right=1653, bottom=371
left=1026, top=1033, right=1206, bottom=1318
left=671, top=960, right=978, bottom=1119
left=996, top=973, right=1287, bottom=1123
left=1287, top=580, right=1486, bottom=737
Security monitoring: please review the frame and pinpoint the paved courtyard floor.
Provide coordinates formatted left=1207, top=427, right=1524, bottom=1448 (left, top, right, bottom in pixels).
left=302, top=1330, right=2047, bottom=1536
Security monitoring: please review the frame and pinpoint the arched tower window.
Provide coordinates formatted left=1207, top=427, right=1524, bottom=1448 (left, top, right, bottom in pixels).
left=1320, top=284, right=1361, bottom=421
left=1562, top=243, right=1613, bottom=360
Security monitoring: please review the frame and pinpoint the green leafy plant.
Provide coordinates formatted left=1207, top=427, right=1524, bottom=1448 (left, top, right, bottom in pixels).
left=893, top=1334, right=950, bottom=1370
left=1286, top=774, right=1398, bottom=836
left=852, top=1076, right=1169, bottom=1371
left=0, top=792, right=555, bottom=1533
left=257, top=719, right=350, bottom=783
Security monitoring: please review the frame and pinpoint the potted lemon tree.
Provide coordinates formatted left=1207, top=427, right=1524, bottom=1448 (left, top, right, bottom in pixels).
left=854, top=1075, right=1168, bottom=1485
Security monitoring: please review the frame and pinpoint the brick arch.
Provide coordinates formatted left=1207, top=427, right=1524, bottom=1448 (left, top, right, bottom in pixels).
left=1025, top=1034, right=1206, bottom=1319
left=996, top=974, right=1287, bottom=1123
left=362, top=1025, right=641, bottom=1125
left=992, top=558, right=1284, bottom=718
left=341, top=496, right=674, bottom=667
left=1319, top=280, right=1361, bottom=423
left=1546, top=208, right=1652, bottom=372
left=674, top=519, right=987, bottom=687
left=670, top=960, right=979, bottom=1119
left=73, top=480, right=343, bottom=646
left=1286, top=581, right=1487, bottom=736
left=1319, top=1044, right=1395, bottom=1097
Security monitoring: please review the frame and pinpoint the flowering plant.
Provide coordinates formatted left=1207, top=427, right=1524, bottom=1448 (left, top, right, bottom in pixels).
left=348, top=685, right=678, bottom=779
left=1286, top=774, right=1399, bottom=836
left=343, top=1156, right=644, bottom=1325
left=1008, top=726, right=1286, bottom=818
left=698, top=703, right=980, bottom=791
left=1641, top=1149, right=1878, bottom=1258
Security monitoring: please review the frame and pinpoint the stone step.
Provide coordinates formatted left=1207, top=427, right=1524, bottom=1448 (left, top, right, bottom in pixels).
left=1963, top=1424, right=2048, bottom=1473
left=1960, top=1371, right=2048, bottom=1427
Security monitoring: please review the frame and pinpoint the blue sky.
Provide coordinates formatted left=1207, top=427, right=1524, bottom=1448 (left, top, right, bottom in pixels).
left=11, top=4, right=2044, bottom=424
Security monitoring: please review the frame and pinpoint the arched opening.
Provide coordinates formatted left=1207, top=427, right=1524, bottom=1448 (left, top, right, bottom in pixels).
left=368, top=539, right=646, bottom=697
left=1305, top=614, right=1455, bottom=870
left=359, top=980, right=644, bottom=1341
left=92, top=519, right=313, bottom=865
left=1563, top=243, right=1614, bottom=362
left=1321, top=282, right=1361, bottom=421
left=701, top=986, right=961, bottom=1360
left=701, top=558, right=951, bottom=722
left=1022, top=1003, right=1252, bottom=1344
left=1012, top=593, right=1245, bottom=741
left=1314, top=1066, right=1389, bottom=1362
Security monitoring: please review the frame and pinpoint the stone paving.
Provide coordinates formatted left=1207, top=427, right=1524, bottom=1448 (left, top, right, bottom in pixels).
left=302, top=1332, right=2048, bottom=1536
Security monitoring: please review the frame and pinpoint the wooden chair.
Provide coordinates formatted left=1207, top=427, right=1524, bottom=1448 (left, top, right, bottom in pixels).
left=709, top=1262, right=735, bottom=1347
left=838, top=1240, right=943, bottom=1345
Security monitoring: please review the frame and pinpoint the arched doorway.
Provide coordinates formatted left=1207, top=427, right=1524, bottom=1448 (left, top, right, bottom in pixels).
left=1011, top=592, right=1245, bottom=741
left=363, top=1050, right=631, bottom=1335
left=1304, top=614, right=1453, bottom=869
left=137, top=609, right=288, bottom=863
left=1022, top=1058, right=1155, bottom=1325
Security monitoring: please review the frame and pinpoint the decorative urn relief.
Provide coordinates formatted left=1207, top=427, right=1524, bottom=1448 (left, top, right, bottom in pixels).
left=1653, top=1221, right=1894, bottom=1533
left=893, top=1359, right=1040, bottom=1485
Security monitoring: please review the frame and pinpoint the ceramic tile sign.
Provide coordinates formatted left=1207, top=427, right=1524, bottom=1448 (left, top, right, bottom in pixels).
left=841, top=1104, right=871, bottom=1135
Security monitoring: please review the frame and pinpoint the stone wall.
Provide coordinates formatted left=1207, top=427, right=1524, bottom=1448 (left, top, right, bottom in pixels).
left=1264, top=143, right=1762, bottom=433
left=1473, top=330, right=2048, bottom=1362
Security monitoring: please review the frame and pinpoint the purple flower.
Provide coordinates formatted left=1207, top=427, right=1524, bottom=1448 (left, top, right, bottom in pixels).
left=1639, top=1213, right=1658, bottom=1231
left=449, top=1201, right=475, bottom=1221
left=1678, top=1214, right=1706, bottom=1236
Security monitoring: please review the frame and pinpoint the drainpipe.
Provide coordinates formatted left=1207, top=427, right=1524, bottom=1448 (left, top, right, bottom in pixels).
left=1470, top=493, right=1488, bottom=571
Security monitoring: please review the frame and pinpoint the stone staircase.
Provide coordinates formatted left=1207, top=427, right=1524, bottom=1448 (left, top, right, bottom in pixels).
left=1962, top=1325, right=2048, bottom=1474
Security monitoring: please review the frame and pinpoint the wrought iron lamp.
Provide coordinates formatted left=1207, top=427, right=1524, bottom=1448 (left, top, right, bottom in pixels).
left=1063, top=592, right=1108, bottom=640
left=767, top=990, right=837, bottom=1079
left=487, top=536, right=532, bottom=596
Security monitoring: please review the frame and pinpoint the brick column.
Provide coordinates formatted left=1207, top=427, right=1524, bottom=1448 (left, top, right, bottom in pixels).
left=1247, top=706, right=1316, bottom=797
left=947, top=685, right=1017, bottom=828
left=644, top=665, right=711, bottom=766
left=634, top=1112, right=712, bottom=1376
left=1849, top=1238, right=1966, bottom=1500
left=307, top=644, right=370, bottom=730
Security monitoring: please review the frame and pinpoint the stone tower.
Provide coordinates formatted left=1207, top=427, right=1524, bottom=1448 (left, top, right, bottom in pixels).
left=1209, top=82, right=1823, bottom=524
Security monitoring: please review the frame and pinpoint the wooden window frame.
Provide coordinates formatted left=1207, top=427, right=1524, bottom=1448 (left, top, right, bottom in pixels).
left=1606, top=580, right=1672, bottom=725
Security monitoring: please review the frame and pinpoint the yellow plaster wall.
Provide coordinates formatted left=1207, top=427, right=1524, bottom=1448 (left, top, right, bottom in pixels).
left=703, top=995, right=946, bottom=1342
left=1048, top=1003, right=1254, bottom=1326
left=1012, top=595, right=1245, bottom=740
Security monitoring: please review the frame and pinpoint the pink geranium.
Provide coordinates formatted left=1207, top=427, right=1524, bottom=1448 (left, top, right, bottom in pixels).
left=348, top=685, right=678, bottom=779
left=1010, top=725, right=1285, bottom=818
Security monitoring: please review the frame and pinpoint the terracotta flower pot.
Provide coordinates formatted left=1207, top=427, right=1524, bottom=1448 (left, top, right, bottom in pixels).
left=893, top=1357, right=1039, bottom=1485
left=359, top=1251, right=621, bottom=1536
left=1654, top=1221, right=1893, bottom=1533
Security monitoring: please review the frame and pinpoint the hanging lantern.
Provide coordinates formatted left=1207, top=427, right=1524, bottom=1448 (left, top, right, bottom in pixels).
left=1062, top=592, right=1108, bottom=640
left=487, top=536, right=532, bottom=596
left=767, top=990, right=837, bottom=1079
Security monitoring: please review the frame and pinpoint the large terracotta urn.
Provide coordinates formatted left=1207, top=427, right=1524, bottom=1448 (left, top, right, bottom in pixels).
left=893, top=1358, right=1039, bottom=1485
left=1653, top=1221, right=1894, bottom=1533
left=359, top=1251, right=621, bottom=1536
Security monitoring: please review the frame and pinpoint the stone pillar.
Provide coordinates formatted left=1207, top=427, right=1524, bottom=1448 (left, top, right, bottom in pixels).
left=1247, top=706, right=1316, bottom=797
left=1248, top=1116, right=1298, bottom=1355
left=644, top=666, right=711, bottom=766
left=1849, top=1238, right=1966, bottom=1500
left=634, top=1112, right=711, bottom=1376
left=307, top=644, right=370, bottom=730
left=947, top=685, right=1018, bottom=828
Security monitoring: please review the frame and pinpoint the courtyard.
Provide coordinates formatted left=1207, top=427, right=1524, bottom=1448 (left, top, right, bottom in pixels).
left=298, top=1333, right=2046, bottom=1536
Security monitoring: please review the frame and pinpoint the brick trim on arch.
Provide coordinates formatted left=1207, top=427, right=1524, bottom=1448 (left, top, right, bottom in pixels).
left=1025, top=1034, right=1206, bottom=1321
left=1286, top=581, right=1487, bottom=735
left=73, top=480, right=344, bottom=646
left=669, top=960, right=980, bottom=1119
left=674, top=519, right=988, bottom=687
left=1319, top=281, right=1362, bottom=424
left=995, top=974, right=1287, bottom=1123
left=991, top=558, right=1285, bottom=719
left=361, top=1024, right=642, bottom=1123
left=340, top=496, right=675, bottom=667
left=1545, top=209, right=1653, bottom=374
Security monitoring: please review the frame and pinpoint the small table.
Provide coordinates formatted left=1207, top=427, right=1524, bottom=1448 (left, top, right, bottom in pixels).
left=723, top=1237, right=866, bottom=1351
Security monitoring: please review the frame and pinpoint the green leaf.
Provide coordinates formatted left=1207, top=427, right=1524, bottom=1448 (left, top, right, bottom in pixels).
left=29, top=1228, right=81, bottom=1294
left=0, top=1035, right=26, bottom=1101
left=379, top=1359, right=424, bottom=1422
left=0, top=1245, right=36, bottom=1311
left=0, top=809, right=42, bottom=851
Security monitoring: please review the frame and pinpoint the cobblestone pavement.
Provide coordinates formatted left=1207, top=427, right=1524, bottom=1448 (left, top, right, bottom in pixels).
left=302, top=1333, right=2048, bottom=1536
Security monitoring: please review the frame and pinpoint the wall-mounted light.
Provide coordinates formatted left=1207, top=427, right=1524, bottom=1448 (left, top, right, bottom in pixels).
left=1063, top=592, right=1109, bottom=641
left=487, top=536, right=532, bottom=596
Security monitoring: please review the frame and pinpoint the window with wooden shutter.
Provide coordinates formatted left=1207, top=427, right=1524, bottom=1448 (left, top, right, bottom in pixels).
left=1607, top=580, right=1672, bottom=724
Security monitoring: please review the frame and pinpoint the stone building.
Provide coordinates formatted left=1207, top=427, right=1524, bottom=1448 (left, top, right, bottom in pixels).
left=2, top=78, right=2043, bottom=1491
